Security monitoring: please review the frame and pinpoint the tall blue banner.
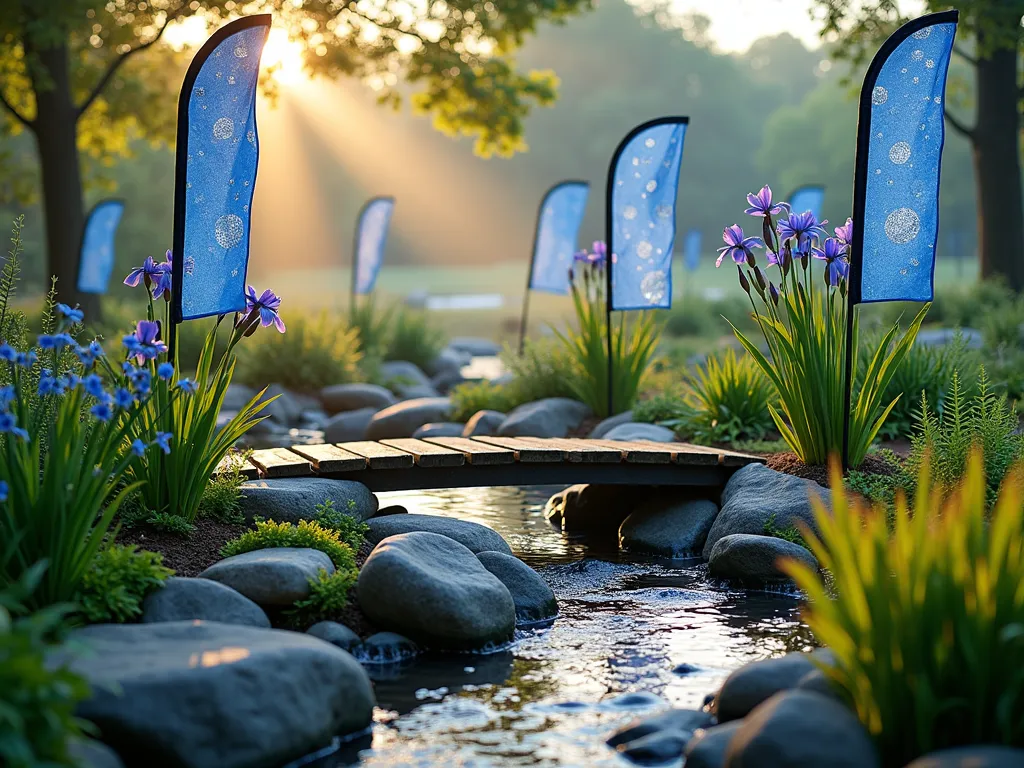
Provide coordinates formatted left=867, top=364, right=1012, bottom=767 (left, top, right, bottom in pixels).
left=850, top=11, right=957, bottom=304
left=77, top=199, right=124, bottom=294
left=529, top=181, right=589, bottom=295
left=683, top=229, right=701, bottom=272
left=353, top=196, right=395, bottom=295
left=607, top=118, right=688, bottom=310
left=787, top=185, right=825, bottom=221
left=172, top=15, right=271, bottom=322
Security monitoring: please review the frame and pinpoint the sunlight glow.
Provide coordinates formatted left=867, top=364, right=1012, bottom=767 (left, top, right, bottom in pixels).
left=262, top=28, right=306, bottom=84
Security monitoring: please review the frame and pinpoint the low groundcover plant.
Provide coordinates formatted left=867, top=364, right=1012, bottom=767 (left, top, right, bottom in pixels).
left=716, top=185, right=926, bottom=467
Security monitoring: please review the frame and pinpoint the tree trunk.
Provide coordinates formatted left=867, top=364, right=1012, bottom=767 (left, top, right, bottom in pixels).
left=29, top=42, right=100, bottom=319
left=971, top=42, right=1024, bottom=291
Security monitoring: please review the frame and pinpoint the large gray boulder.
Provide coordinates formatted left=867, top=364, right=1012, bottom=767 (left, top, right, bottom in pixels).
left=714, top=651, right=829, bottom=722
left=239, top=477, right=377, bottom=524
left=476, top=551, right=557, bottom=624
left=619, top=498, right=718, bottom=558
left=724, top=690, right=880, bottom=767
left=703, top=464, right=830, bottom=559
left=365, top=397, right=452, bottom=440
left=904, top=747, right=1024, bottom=767
left=258, top=384, right=305, bottom=427
left=198, top=548, right=335, bottom=608
left=62, top=621, right=374, bottom=768
left=684, top=722, right=743, bottom=768
left=222, top=382, right=258, bottom=412
left=357, top=532, right=516, bottom=650
left=497, top=398, right=592, bottom=438
left=323, top=407, right=377, bottom=443
left=412, top=422, right=465, bottom=439
left=141, top=577, right=270, bottom=628
left=379, top=360, right=433, bottom=389
left=589, top=410, right=633, bottom=439
left=319, top=383, right=396, bottom=414
left=708, top=534, right=817, bottom=585
left=366, top=513, right=511, bottom=555
left=463, top=409, right=507, bottom=437
left=603, top=422, right=677, bottom=442
left=448, top=337, right=500, bottom=356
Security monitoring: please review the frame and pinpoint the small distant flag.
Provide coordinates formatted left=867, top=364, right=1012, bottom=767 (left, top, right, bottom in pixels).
left=787, top=185, right=825, bottom=221
left=353, top=196, right=395, bottom=296
left=683, top=229, right=701, bottom=272
left=77, top=199, right=125, bottom=294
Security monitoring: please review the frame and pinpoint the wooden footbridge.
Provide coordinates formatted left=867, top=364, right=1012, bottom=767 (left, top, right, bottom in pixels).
left=223, top=437, right=764, bottom=492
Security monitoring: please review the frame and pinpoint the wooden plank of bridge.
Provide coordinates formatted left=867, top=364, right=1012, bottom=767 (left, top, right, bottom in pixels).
left=248, top=447, right=313, bottom=478
left=380, top=438, right=465, bottom=468
left=518, top=437, right=623, bottom=463
left=471, top=436, right=565, bottom=462
left=340, top=441, right=416, bottom=469
left=288, top=443, right=367, bottom=473
left=716, top=446, right=764, bottom=467
left=585, top=439, right=674, bottom=464
left=422, top=437, right=515, bottom=465
left=215, top=453, right=261, bottom=479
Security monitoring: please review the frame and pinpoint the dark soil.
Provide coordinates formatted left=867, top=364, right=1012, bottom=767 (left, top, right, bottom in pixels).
left=117, top=517, right=248, bottom=577
left=571, top=415, right=602, bottom=438
left=766, top=451, right=903, bottom=489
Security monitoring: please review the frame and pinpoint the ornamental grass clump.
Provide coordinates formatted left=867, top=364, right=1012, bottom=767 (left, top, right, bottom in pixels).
left=784, top=450, right=1024, bottom=765
left=552, top=242, right=661, bottom=417
left=119, top=251, right=283, bottom=523
left=716, top=185, right=926, bottom=467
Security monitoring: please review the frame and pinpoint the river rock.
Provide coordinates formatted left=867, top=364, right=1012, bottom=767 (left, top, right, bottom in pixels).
left=684, top=722, right=743, bottom=768
left=359, top=632, right=420, bottom=663
left=141, top=577, right=270, bottom=628
left=426, top=347, right=471, bottom=377
left=239, top=477, right=378, bottom=524
left=62, top=621, right=374, bottom=768
left=380, top=360, right=433, bottom=388
left=703, top=464, right=830, bottom=559
left=608, top=708, right=715, bottom=748
left=323, top=406, right=377, bottom=443
left=604, top=423, right=677, bottom=442
left=725, top=689, right=880, bottom=767
left=476, top=551, right=557, bottom=624
left=617, top=730, right=690, bottom=765
left=463, top=409, right=507, bottom=437
left=258, top=384, right=305, bottom=427
left=199, top=548, right=335, bottom=608
left=589, top=411, right=634, bottom=438
left=69, top=738, right=125, bottom=768
left=412, top=422, right=465, bottom=438
left=366, top=397, right=452, bottom=440
left=714, top=651, right=825, bottom=722
left=708, top=534, right=817, bottom=585
left=497, top=398, right=592, bottom=438
left=546, top=484, right=660, bottom=532
left=904, top=747, right=1024, bottom=767
left=431, top=369, right=465, bottom=395
left=619, top=498, right=718, bottom=557
left=358, top=532, right=516, bottom=650
left=374, top=504, right=408, bottom=517
left=306, top=621, right=361, bottom=652
left=393, top=382, right=440, bottom=399
left=319, top=383, right=396, bottom=414
left=222, top=382, right=258, bottom=411
left=449, top=337, right=500, bottom=356
left=366, top=513, right=512, bottom=554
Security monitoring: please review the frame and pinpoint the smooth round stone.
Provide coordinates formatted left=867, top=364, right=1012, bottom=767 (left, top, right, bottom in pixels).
left=904, top=747, right=1024, bottom=767
left=714, top=651, right=821, bottom=722
left=619, top=498, right=719, bottom=558
left=306, top=621, right=361, bottom=653
left=358, top=632, right=420, bottom=663
left=199, top=548, right=335, bottom=608
left=366, top=513, right=512, bottom=555
left=497, top=398, right=592, bottom=438
left=142, top=577, right=270, bottom=628
left=319, top=383, right=396, bottom=414
left=476, top=551, right=557, bottom=624
left=708, top=534, right=817, bottom=585
left=462, top=409, right=507, bottom=437
left=238, top=477, right=378, bottom=524
left=684, top=722, right=743, bottom=768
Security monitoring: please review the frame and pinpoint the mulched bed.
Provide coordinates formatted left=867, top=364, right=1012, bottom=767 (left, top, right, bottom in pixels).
left=765, top=451, right=903, bottom=488
left=117, top=518, right=248, bottom=577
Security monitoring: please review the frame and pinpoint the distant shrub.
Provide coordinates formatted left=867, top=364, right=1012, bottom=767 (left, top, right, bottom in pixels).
left=284, top=568, right=357, bottom=628
left=198, top=450, right=248, bottom=524
left=785, top=451, right=1024, bottom=764
left=500, top=338, right=578, bottom=403
left=633, top=391, right=687, bottom=425
left=76, top=546, right=173, bottom=624
left=1, top=563, right=91, bottom=768
left=221, top=519, right=356, bottom=572
left=385, top=308, right=446, bottom=370
left=348, top=295, right=394, bottom=363
left=235, top=311, right=362, bottom=393
left=312, top=500, right=368, bottom=552
left=450, top=380, right=520, bottom=422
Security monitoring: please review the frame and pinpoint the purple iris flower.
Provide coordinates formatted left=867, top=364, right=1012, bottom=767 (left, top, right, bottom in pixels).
left=124, top=256, right=169, bottom=290
left=152, top=250, right=174, bottom=300
left=834, top=218, right=854, bottom=245
left=572, top=249, right=589, bottom=264
left=777, top=211, right=828, bottom=253
left=813, top=238, right=850, bottom=287
left=127, top=320, right=168, bottom=364
left=744, top=186, right=786, bottom=217
left=243, top=287, right=286, bottom=334
left=716, top=225, right=764, bottom=267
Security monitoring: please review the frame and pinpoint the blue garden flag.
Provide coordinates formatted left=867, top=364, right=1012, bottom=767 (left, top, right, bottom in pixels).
left=172, top=15, right=271, bottom=322
left=77, top=199, right=125, bottom=294
left=529, top=181, right=589, bottom=295
left=787, top=185, right=825, bottom=221
left=683, top=229, right=701, bottom=272
left=850, top=10, right=957, bottom=304
left=608, top=118, right=688, bottom=310
left=353, top=196, right=395, bottom=295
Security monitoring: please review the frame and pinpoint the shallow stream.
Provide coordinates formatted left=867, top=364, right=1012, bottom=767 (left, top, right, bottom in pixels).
left=313, top=486, right=810, bottom=768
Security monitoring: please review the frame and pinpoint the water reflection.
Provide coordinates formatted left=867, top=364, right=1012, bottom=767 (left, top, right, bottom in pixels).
left=315, top=485, right=807, bottom=767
